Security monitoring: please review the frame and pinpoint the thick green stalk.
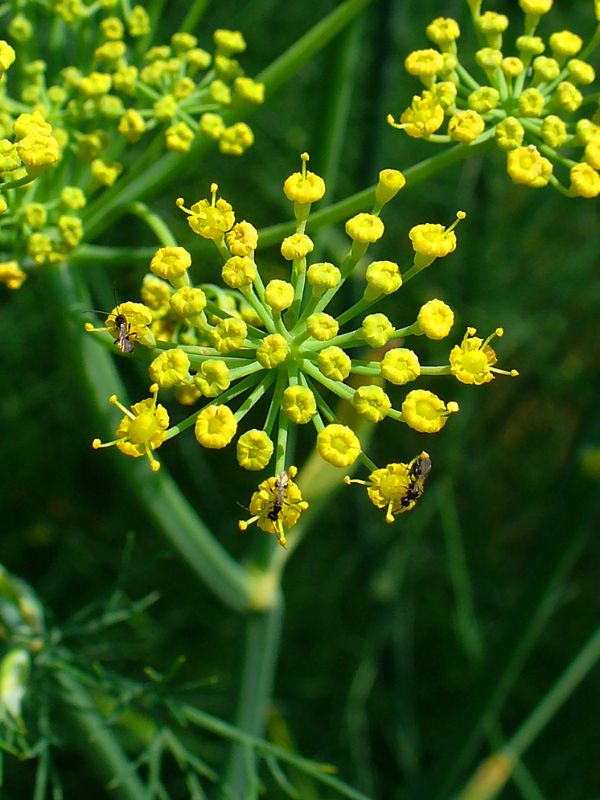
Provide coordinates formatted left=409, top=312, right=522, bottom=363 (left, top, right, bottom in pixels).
left=220, top=596, right=285, bottom=799
left=56, top=670, right=147, bottom=800
left=45, top=262, right=253, bottom=612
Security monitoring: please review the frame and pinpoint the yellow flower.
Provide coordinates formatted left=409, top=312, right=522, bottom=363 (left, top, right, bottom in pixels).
left=177, top=185, right=235, bottom=240
left=280, top=233, right=314, bottom=261
left=234, top=76, right=265, bottom=104
left=165, top=121, right=194, bottom=153
left=409, top=212, right=465, bottom=269
left=236, top=429, right=274, bottom=470
left=306, top=313, right=339, bottom=341
left=282, top=386, right=317, bottom=424
left=388, top=93, right=445, bottom=138
left=353, top=385, right=391, bottom=422
left=417, top=299, right=455, bottom=339
left=426, top=17, right=460, bottom=49
left=91, top=158, right=122, bottom=187
left=170, top=286, right=207, bottom=322
left=404, top=49, right=444, bottom=83
left=148, top=349, right=191, bottom=389
left=209, top=318, right=247, bottom=354
left=283, top=152, right=326, bottom=205
left=532, top=56, right=560, bottom=82
left=506, top=145, right=553, bottom=188
left=362, top=313, right=394, bottom=347
left=549, top=31, right=582, bottom=61
left=222, top=256, right=257, bottom=290
left=450, top=327, right=518, bottom=384
left=150, top=246, right=192, bottom=286
left=554, top=81, right=583, bottom=113
left=345, top=213, right=384, bottom=244
left=541, top=116, right=568, bottom=148
left=219, top=123, right=254, bottom=156
left=468, top=87, right=500, bottom=114
left=307, top=262, right=341, bottom=295
left=118, top=109, right=146, bottom=142
left=0, top=40, right=16, bottom=76
left=93, top=384, right=169, bottom=472
left=214, top=29, right=246, bottom=55
left=194, top=360, right=231, bottom=397
left=318, top=346, right=351, bottom=381
left=569, top=163, right=600, bottom=198
left=381, top=348, right=420, bottom=385
left=265, top=280, right=294, bottom=312
left=447, top=110, right=485, bottom=144
left=517, top=88, right=545, bottom=117
left=194, top=404, right=237, bottom=448
left=226, top=221, right=258, bottom=257
left=127, top=5, right=150, bottom=36
left=238, top=466, right=308, bottom=548
left=256, top=334, right=289, bottom=368
left=364, top=260, right=402, bottom=297
left=495, top=117, right=525, bottom=151
left=501, top=57, right=524, bottom=78
left=375, top=169, right=406, bottom=206
left=199, top=112, right=225, bottom=140
left=0, top=261, right=27, bottom=290
left=316, top=424, right=361, bottom=468
left=402, top=389, right=459, bottom=433
left=345, top=452, right=432, bottom=522
left=519, top=0, right=553, bottom=14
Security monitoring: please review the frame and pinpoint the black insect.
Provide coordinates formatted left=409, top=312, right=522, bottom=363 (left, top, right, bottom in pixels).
left=111, top=307, right=134, bottom=353
left=401, top=453, right=432, bottom=508
left=267, top=470, right=290, bottom=523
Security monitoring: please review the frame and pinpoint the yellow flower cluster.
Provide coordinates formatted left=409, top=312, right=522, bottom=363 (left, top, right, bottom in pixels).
left=90, top=154, right=516, bottom=537
left=0, top=9, right=263, bottom=289
left=388, top=1, right=600, bottom=197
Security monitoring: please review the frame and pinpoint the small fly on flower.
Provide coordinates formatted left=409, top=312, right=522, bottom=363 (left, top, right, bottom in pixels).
left=89, top=291, right=135, bottom=353
left=110, top=305, right=134, bottom=353
left=268, top=470, right=290, bottom=525
left=401, top=451, right=432, bottom=508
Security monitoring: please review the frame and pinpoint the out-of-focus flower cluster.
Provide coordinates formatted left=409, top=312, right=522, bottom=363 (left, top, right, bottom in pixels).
left=90, top=154, right=517, bottom=542
left=0, top=2, right=263, bottom=289
left=388, top=0, right=600, bottom=198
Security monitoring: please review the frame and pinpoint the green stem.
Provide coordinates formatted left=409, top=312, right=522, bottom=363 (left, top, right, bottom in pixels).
left=56, top=670, right=147, bottom=800
left=457, top=624, right=600, bottom=800
left=221, top=596, right=285, bottom=799
left=45, top=261, right=253, bottom=612
left=257, top=141, right=491, bottom=248
left=419, top=481, right=598, bottom=800
left=124, top=201, right=177, bottom=247
left=257, top=0, right=376, bottom=96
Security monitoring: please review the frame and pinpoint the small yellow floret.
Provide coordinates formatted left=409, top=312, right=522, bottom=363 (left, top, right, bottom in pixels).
left=236, top=429, right=274, bottom=470
left=148, top=349, right=191, bottom=389
left=401, top=389, right=458, bottom=433
left=194, top=404, right=237, bottom=448
left=316, top=424, right=361, bottom=468
left=256, top=334, right=289, bottom=368
left=194, top=360, right=231, bottom=397
left=506, top=145, right=552, bottom=188
left=282, top=386, right=317, bottom=424
left=381, top=348, right=420, bottom=385
left=283, top=153, right=326, bottom=205
left=417, top=299, right=454, bottom=339
left=353, top=385, right=391, bottom=422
